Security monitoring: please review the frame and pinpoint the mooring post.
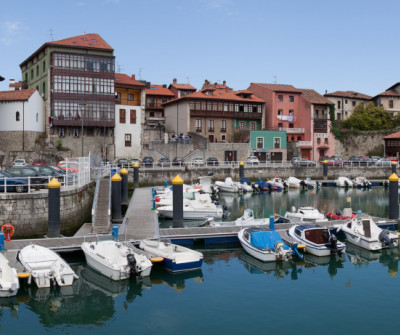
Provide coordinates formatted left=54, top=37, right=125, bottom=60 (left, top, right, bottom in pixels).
left=111, top=173, right=122, bottom=220
left=133, top=163, right=140, bottom=188
left=323, top=160, right=328, bottom=180
left=172, top=175, right=184, bottom=228
left=48, top=177, right=61, bottom=238
left=269, top=214, right=275, bottom=231
left=0, top=231, right=4, bottom=251
left=392, top=161, right=397, bottom=174
left=389, top=173, right=399, bottom=220
left=120, top=168, right=128, bottom=205
left=239, top=161, right=245, bottom=180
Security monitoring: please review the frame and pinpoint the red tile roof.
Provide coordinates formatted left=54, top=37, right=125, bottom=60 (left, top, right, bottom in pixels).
left=374, top=89, right=400, bottom=98
left=170, top=83, right=196, bottom=90
left=49, top=33, right=113, bottom=50
left=251, top=83, right=303, bottom=93
left=324, top=91, right=372, bottom=100
left=300, top=89, right=333, bottom=105
left=145, top=85, right=175, bottom=96
left=383, top=131, right=400, bottom=139
left=9, top=81, right=22, bottom=88
left=0, top=89, right=36, bottom=102
left=115, top=73, right=146, bottom=87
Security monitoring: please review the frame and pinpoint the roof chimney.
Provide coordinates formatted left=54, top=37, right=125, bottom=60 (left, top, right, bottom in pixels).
left=325, top=90, right=327, bottom=94
left=223, top=80, right=226, bottom=86
left=173, top=78, right=177, bottom=84
left=131, top=74, right=135, bottom=80
left=163, top=84, right=167, bottom=88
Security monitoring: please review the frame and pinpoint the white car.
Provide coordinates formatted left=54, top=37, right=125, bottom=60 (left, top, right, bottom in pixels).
left=13, top=159, right=27, bottom=166
left=192, top=157, right=205, bottom=166
left=246, top=156, right=260, bottom=165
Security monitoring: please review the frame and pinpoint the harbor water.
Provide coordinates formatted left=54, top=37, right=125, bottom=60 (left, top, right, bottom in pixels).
left=1, top=187, right=399, bottom=334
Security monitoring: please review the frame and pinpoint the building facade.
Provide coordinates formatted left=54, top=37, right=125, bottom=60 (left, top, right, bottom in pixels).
left=250, top=130, right=287, bottom=162
left=19, top=33, right=115, bottom=157
left=114, top=74, right=146, bottom=159
left=372, top=83, right=400, bottom=116
left=168, top=78, right=196, bottom=99
left=324, top=91, right=371, bottom=120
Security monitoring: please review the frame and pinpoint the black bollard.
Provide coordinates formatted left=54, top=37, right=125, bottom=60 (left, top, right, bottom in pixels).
left=323, top=160, right=328, bottom=180
left=111, top=173, right=122, bottom=220
left=133, top=163, right=139, bottom=188
left=388, top=173, right=399, bottom=220
left=392, top=161, right=397, bottom=174
left=172, top=175, right=184, bottom=228
left=120, top=168, right=128, bottom=205
left=239, top=161, right=244, bottom=180
left=48, top=178, right=61, bottom=238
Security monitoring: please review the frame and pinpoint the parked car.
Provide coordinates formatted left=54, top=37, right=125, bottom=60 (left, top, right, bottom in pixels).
left=347, top=156, right=374, bottom=166
left=245, top=156, right=260, bottom=165
left=158, top=157, right=171, bottom=167
left=292, top=158, right=317, bottom=167
left=387, top=156, right=399, bottom=162
left=142, top=157, right=154, bottom=167
left=130, top=158, right=141, bottom=167
left=375, top=158, right=393, bottom=167
left=116, top=158, right=129, bottom=168
left=30, top=165, right=67, bottom=183
left=57, top=162, right=80, bottom=173
left=5, top=166, right=49, bottom=189
left=207, top=157, right=219, bottom=166
left=320, top=156, right=345, bottom=166
left=192, top=157, right=205, bottom=166
left=13, top=159, right=27, bottom=166
left=0, top=171, right=28, bottom=193
left=32, top=159, right=46, bottom=166
left=172, top=157, right=185, bottom=166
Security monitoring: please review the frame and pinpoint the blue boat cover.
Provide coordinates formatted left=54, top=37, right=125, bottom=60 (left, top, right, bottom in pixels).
left=250, top=231, right=289, bottom=250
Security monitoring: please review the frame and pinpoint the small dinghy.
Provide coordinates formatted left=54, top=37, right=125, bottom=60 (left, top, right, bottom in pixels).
left=214, top=177, right=240, bottom=193
left=238, top=228, right=293, bottom=262
left=353, top=176, right=372, bottom=188
left=288, top=224, right=346, bottom=257
left=81, top=240, right=153, bottom=280
left=285, top=206, right=328, bottom=223
left=138, top=239, right=203, bottom=273
left=338, top=215, right=399, bottom=251
left=18, top=244, right=78, bottom=288
left=201, top=209, right=269, bottom=227
left=326, top=208, right=356, bottom=220
left=0, top=253, right=19, bottom=297
left=335, top=176, right=353, bottom=187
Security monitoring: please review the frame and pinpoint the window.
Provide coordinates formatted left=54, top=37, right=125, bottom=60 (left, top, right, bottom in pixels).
left=278, top=109, right=283, bottom=115
left=325, top=138, right=328, bottom=144
left=58, top=127, right=65, bottom=137
left=289, top=96, right=294, bottom=102
left=274, top=137, right=281, bottom=149
left=128, top=94, right=134, bottom=101
left=36, top=65, right=39, bottom=76
left=317, top=138, right=321, bottom=144
left=352, top=101, right=356, bottom=107
left=119, top=109, right=126, bottom=123
left=278, top=95, right=283, bottom=102
left=130, top=110, right=136, bottom=124
left=116, top=92, right=121, bottom=102
left=250, top=122, right=256, bottom=130
left=289, top=123, right=294, bottom=128
left=390, top=100, right=394, bottom=108
left=289, top=109, right=294, bottom=116
left=278, top=123, right=283, bottom=128
left=73, top=128, right=80, bottom=137
left=345, top=99, right=348, bottom=104
left=256, top=137, right=264, bottom=149
left=338, top=101, right=341, bottom=109
left=221, top=120, right=226, bottom=132
left=297, top=136, right=301, bottom=141
left=42, top=82, right=45, bottom=96
left=291, top=136, right=295, bottom=141
left=43, top=60, right=46, bottom=72
left=239, top=121, right=245, bottom=130
left=196, top=119, right=202, bottom=132
left=125, top=134, right=132, bottom=147
left=31, top=69, right=34, bottom=79
left=16, top=111, right=20, bottom=121
left=208, top=119, right=214, bottom=131
left=221, top=135, right=226, bottom=142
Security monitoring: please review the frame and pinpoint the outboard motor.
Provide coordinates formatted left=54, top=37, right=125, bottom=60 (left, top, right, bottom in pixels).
left=127, top=253, right=139, bottom=277
left=329, top=234, right=340, bottom=255
left=223, top=205, right=230, bottom=218
left=379, top=230, right=396, bottom=248
left=300, top=180, right=306, bottom=189
left=199, top=217, right=213, bottom=227
left=291, top=206, right=296, bottom=213
left=283, top=181, right=288, bottom=189
left=344, top=180, right=349, bottom=187
left=316, top=181, right=320, bottom=189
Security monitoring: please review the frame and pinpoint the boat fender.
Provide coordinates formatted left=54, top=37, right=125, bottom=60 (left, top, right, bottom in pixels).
left=1, top=223, right=15, bottom=241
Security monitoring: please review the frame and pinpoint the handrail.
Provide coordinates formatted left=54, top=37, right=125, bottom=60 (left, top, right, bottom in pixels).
left=91, top=169, right=102, bottom=231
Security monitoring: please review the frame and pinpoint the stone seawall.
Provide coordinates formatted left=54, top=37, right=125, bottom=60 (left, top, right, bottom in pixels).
left=133, top=166, right=394, bottom=185
left=0, top=182, right=95, bottom=238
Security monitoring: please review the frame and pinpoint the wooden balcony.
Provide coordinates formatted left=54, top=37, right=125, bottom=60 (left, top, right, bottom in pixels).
left=190, top=110, right=262, bottom=119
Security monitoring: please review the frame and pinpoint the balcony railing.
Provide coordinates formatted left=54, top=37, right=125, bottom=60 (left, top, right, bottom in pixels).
left=277, top=115, right=296, bottom=121
left=115, top=98, right=141, bottom=106
left=279, top=127, right=304, bottom=133
left=296, top=141, right=313, bottom=147
left=190, top=110, right=262, bottom=119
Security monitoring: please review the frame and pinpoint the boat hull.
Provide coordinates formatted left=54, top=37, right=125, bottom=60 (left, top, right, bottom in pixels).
left=83, top=250, right=130, bottom=281
left=162, top=258, right=203, bottom=273
left=342, top=230, right=398, bottom=251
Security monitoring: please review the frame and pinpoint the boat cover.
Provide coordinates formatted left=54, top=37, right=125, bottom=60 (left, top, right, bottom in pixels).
left=250, top=231, right=289, bottom=250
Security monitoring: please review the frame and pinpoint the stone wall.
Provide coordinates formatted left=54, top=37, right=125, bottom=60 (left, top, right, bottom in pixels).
left=0, top=182, right=95, bottom=238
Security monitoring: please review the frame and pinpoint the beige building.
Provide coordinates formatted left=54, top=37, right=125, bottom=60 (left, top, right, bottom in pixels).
left=324, top=91, right=371, bottom=120
left=372, top=83, right=400, bottom=116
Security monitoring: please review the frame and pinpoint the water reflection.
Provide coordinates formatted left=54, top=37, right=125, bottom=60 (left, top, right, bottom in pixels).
left=304, top=253, right=346, bottom=278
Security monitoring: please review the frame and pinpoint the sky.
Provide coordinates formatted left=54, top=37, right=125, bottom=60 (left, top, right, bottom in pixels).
left=1, top=0, right=399, bottom=97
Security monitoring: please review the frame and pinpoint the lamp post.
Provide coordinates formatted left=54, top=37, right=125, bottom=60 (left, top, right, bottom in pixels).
left=79, top=101, right=86, bottom=157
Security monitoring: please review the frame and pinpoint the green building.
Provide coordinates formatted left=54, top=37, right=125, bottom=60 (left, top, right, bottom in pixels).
left=250, top=130, right=287, bottom=162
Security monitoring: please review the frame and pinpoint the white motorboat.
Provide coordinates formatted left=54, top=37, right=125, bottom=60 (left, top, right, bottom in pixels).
left=195, top=176, right=216, bottom=194
left=0, top=253, right=19, bottom=297
left=302, top=177, right=320, bottom=189
left=157, top=194, right=225, bottom=220
left=201, top=209, right=269, bottom=227
left=267, top=177, right=287, bottom=189
left=238, top=227, right=293, bottom=262
left=81, top=240, right=153, bottom=280
left=353, top=176, right=372, bottom=188
left=287, top=224, right=346, bottom=256
left=284, top=206, right=328, bottom=222
left=285, top=176, right=302, bottom=188
left=337, top=215, right=399, bottom=251
left=138, top=239, right=203, bottom=272
left=18, top=244, right=78, bottom=288
left=214, top=177, right=240, bottom=193
left=335, top=176, right=353, bottom=187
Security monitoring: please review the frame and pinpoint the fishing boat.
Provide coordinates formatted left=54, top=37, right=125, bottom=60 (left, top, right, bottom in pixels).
left=18, top=244, right=78, bottom=288
left=81, top=240, right=153, bottom=280
left=335, top=176, right=353, bottom=187
left=352, top=176, right=372, bottom=188
left=238, top=228, right=293, bottom=262
left=326, top=208, right=356, bottom=220
left=214, top=177, right=240, bottom=193
left=138, top=239, right=203, bottom=272
left=337, top=215, right=399, bottom=250
left=287, top=224, right=346, bottom=256
left=284, top=206, right=328, bottom=222
left=0, top=253, right=19, bottom=297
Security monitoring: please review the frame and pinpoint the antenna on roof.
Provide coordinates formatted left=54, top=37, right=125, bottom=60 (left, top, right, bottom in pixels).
left=186, top=77, right=190, bottom=84
left=273, top=75, right=277, bottom=84
left=49, top=29, right=53, bottom=41
left=117, top=63, right=124, bottom=73
left=138, top=68, right=142, bottom=80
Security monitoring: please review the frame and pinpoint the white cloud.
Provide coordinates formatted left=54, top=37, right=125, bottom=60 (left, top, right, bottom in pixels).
left=207, top=0, right=229, bottom=9
left=0, top=21, right=23, bottom=45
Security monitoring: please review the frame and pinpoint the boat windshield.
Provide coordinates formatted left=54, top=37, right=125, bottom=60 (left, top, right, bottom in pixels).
left=305, top=229, right=330, bottom=244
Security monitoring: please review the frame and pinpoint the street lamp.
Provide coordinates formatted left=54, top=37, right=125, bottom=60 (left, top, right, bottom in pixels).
left=79, top=101, right=86, bottom=157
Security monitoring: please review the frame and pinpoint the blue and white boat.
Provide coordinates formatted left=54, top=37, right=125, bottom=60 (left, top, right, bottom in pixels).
left=138, top=239, right=203, bottom=273
left=288, top=224, right=346, bottom=257
left=238, top=228, right=293, bottom=262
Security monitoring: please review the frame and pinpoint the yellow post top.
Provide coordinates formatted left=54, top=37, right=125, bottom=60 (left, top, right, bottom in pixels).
left=239, top=162, right=244, bottom=166
left=120, top=168, right=128, bottom=175
left=172, top=175, right=184, bottom=185
left=323, top=160, right=328, bottom=164
left=392, top=161, right=397, bottom=165
left=112, top=173, right=122, bottom=182
left=389, top=173, right=399, bottom=182
left=133, top=163, right=139, bottom=168
left=48, top=177, right=61, bottom=189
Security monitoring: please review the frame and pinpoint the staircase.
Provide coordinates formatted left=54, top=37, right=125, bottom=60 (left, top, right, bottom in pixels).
left=92, top=177, right=111, bottom=234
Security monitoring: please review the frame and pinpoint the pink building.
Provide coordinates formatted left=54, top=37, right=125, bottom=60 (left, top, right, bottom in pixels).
left=248, top=83, right=334, bottom=160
